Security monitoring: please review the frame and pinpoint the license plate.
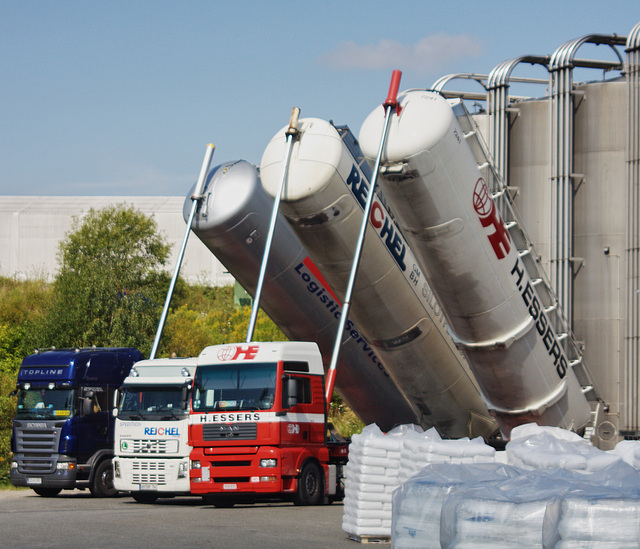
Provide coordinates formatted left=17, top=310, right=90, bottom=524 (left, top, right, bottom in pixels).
left=139, top=484, right=157, bottom=491
left=27, top=477, right=42, bottom=485
left=223, top=483, right=237, bottom=490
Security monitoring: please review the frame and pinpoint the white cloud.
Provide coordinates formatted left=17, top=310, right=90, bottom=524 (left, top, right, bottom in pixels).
left=320, top=33, right=484, bottom=73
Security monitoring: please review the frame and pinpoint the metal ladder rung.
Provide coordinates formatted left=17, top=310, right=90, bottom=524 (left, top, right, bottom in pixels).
left=518, top=249, right=531, bottom=258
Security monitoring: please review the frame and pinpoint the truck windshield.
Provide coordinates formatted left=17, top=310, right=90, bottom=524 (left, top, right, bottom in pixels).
left=193, top=363, right=277, bottom=412
left=16, top=388, right=75, bottom=419
left=118, top=386, right=188, bottom=420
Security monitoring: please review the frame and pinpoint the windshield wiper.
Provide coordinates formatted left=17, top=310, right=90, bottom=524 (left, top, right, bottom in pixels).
left=160, top=408, right=185, bottom=420
left=120, top=410, right=147, bottom=420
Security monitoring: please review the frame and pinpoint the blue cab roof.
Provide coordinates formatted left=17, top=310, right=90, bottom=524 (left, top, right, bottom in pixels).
left=18, top=347, right=142, bottom=385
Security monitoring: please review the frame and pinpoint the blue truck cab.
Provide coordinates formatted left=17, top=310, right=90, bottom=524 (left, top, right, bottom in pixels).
left=10, top=347, right=142, bottom=497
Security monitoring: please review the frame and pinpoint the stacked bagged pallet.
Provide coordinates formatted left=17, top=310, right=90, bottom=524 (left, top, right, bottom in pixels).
left=342, top=423, right=405, bottom=539
left=342, top=423, right=498, bottom=540
left=398, top=427, right=496, bottom=483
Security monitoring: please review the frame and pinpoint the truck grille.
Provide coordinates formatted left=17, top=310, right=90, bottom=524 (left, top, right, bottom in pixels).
left=15, top=426, right=60, bottom=454
left=13, top=422, right=63, bottom=474
left=202, top=423, right=257, bottom=441
left=125, top=439, right=179, bottom=454
left=131, top=460, right=167, bottom=484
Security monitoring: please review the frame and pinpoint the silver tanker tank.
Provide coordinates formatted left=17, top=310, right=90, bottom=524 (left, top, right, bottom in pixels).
left=183, top=159, right=420, bottom=431
left=358, top=90, right=592, bottom=437
left=260, top=120, right=497, bottom=439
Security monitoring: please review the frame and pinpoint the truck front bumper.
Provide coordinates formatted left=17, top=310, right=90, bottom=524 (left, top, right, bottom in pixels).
left=113, top=456, right=190, bottom=494
left=10, top=455, right=78, bottom=490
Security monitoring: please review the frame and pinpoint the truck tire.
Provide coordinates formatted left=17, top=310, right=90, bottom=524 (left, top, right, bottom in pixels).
left=293, top=461, right=323, bottom=506
left=132, top=492, right=158, bottom=504
left=33, top=487, right=62, bottom=497
left=90, top=458, right=118, bottom=498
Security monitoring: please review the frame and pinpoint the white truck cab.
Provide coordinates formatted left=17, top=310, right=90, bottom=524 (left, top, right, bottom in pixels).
left=113, top=357, right=196, bottom=503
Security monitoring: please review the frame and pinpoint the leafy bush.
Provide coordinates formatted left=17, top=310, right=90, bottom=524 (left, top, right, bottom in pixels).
left=0, top=369, right=18, bottom=485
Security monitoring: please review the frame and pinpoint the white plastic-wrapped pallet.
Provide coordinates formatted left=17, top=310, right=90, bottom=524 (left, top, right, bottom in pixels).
left=556, top=497, right=640, bottom=546
left=392, top=463, right=522, bottom=549
left=609, top=439, right=640, bottom=469
left=506, top=423, right=622, bottom=472
left=550, top=465, right=640, bottom=548
left=439, top=472, right=564, bottom=549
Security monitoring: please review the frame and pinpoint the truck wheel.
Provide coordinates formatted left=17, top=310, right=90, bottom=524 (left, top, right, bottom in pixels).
left=132, top=492, right=158, bottom=504
left=294, top=461, right=323, bottom=506
left=33, top=487, right=61, bottom=497
left=90, top=458, right=118, bottom=498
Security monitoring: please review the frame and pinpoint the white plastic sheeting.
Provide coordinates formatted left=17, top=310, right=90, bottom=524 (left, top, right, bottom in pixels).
left=343, top=423, right=640, bottom=547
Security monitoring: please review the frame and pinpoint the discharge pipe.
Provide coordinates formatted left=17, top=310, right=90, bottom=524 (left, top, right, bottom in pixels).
left=324, top=70, right=402, bottom=409
left=246, top=108, right=300, bottom=342
left=149, top=143, right=215, bottom=359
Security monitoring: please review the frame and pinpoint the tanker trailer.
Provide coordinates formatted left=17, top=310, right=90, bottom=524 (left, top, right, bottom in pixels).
left=260, top=120, right=497, bottom=439
left=358, top=90, right=592, bottom=438
left=183, top=159, right=420, bottom=431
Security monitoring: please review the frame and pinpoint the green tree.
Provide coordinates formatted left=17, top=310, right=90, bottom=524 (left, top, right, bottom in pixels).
left=36, top=204, right=172, bottom=356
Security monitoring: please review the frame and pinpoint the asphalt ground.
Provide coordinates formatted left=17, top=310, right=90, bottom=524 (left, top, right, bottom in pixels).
left=0, top=489, right=375, bottom=549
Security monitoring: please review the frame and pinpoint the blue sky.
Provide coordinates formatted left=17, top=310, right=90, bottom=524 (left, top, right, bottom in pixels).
left=2, top=1, right=638, bottom=196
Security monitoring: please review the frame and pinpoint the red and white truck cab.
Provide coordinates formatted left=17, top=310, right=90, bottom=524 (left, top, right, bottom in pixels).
left=188, top=341, right=348, bottom=506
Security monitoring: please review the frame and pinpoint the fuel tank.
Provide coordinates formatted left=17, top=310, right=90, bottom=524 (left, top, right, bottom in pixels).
left=358, top=90, right=592, bottom=437
left=260, top=120, right=497, bottom=439
left=183, top=159, right=420, bottom=431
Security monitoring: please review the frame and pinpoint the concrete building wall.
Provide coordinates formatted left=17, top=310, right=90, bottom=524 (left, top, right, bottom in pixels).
left=0, top=196, right=234, bottom=286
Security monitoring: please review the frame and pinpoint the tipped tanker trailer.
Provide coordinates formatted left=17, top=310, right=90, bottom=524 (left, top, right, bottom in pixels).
left=358, top=90, right=592, bottom=438
left=260, top=120, right=497, bottom=439
left=183, top=159, right=420, bottom=431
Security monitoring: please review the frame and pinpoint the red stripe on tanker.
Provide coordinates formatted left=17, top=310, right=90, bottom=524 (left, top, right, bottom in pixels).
left=183, top=159, right=419, bottom=431
left=261, top=119, right=497, bottom=439
left=358, top=90, right=591, bottom=437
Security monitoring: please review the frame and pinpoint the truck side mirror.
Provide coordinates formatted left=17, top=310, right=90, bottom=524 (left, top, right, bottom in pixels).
left=287, top=377, right=298, bottom=409
left=81, top=397, right=94, bottom=416
left=81, top=390, right=95, bottom=416
left=182, top=385, right=190, bottom=410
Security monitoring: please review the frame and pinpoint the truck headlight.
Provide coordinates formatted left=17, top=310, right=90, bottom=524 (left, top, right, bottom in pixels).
left=11, top=461, right=18, bottom=469
left=114, top=461, right=121, bottom=478
left=178, top=461, right=188, bottom=478
left=190, top=460, right=201, bottom=469
left=56, top=462, right=76, bottom=470
left=259, top=459, right=277, bottom=468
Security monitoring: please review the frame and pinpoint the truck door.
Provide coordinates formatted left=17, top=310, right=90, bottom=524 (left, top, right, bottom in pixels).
left=77, top=386, right=110, bottom=460
left=280, top=374, right=313, bottom=446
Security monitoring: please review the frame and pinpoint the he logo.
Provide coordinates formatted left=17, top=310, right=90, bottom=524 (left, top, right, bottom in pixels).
left=217, top=345, right=260, bottom=361
left=472, top=178, right=511, bottom=260
left=217, top=346, right=237, bottom=361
